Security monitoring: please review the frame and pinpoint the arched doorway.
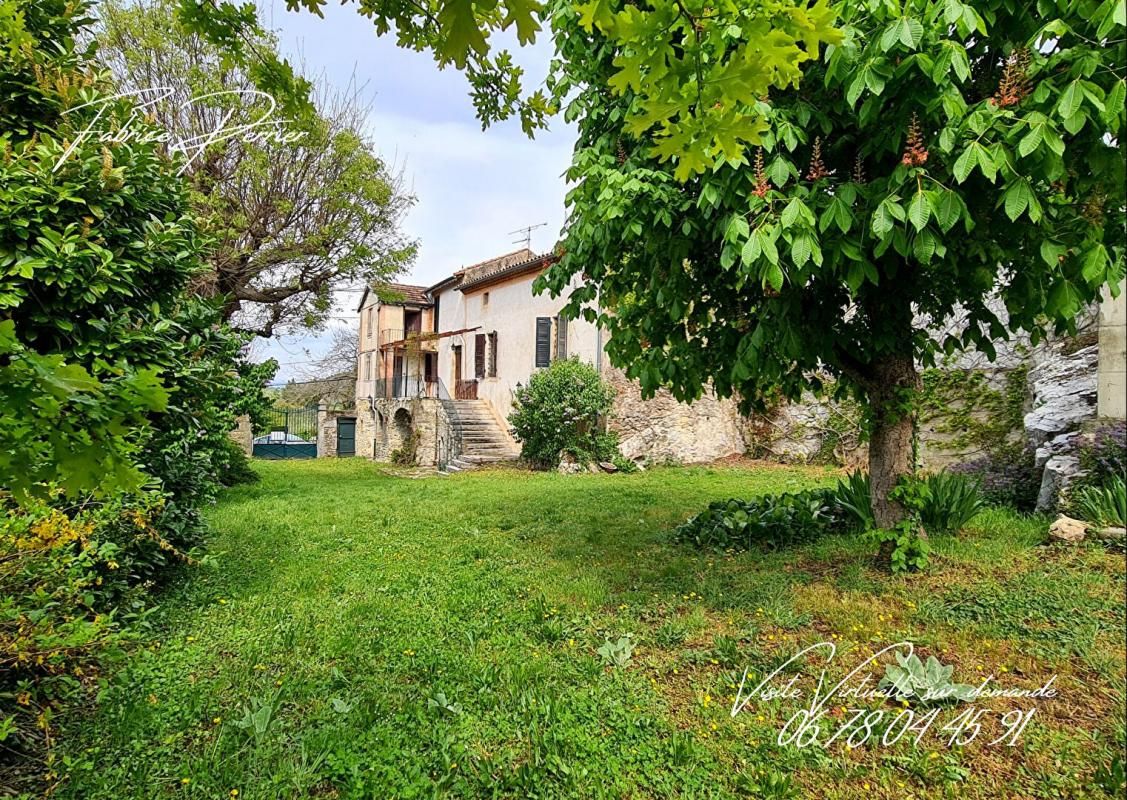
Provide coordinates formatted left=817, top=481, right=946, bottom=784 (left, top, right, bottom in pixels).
left=389, top=407, right=415, bottom=463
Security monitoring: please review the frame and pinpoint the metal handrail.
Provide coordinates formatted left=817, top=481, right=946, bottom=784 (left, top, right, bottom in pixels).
left=370, top=376, right=452, bottom=401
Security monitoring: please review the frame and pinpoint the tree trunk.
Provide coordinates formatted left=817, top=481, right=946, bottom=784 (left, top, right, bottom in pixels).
left=867, top=353, right=920, bottom=529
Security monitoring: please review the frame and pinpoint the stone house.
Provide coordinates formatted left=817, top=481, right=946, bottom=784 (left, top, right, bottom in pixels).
left=352, top=249, right=747, bottom=468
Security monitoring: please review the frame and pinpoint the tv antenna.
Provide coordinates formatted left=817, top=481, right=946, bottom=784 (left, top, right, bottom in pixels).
left=509, top=222, right=547, bottom=250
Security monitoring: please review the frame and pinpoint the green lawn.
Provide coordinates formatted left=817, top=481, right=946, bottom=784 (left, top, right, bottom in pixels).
left=57, top=460, right=1125, bottom=799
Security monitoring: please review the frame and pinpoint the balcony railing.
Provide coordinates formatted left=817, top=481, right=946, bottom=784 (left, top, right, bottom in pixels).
left=369, top=376, right=450, bottom=401
left=379, top=328, right=438, bottom=350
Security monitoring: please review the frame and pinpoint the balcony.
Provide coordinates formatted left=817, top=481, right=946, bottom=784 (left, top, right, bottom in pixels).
left=370, top=377, right=447, bottom=400
left=379, top=328, right=438, bottom=350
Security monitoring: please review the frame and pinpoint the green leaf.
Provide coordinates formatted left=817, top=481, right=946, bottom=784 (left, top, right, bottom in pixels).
left=1018, top=123, right=1043, bottom=157
left=726, top=214, right=750, bottom=243
left=913, top=229, right=937, bottom=263
left=741, top=233, right=761, bottom=265
left=974, top=143, right=997, bottom=181
left=791, top=235, right=812, bottom=268
left=953, top=144, right=977, bottom=183
left=759, top=230, right=779, bottom=265
left=900, top=18, right=924, bottom=48
left=1057, top=81, right=1083, bottom=121
left=1040, top=240, right=1068, bottom=267
left=1082, top=244, right=1110, bottom=284
left=765, top=262, right=785, bottom=291
left=766, top=156, right=794, bottom=188
left=1047, top=279, right=1080, bottom=319
left=931, top=190, right=962, bottom=232
left=1003, top=180, right=1031, bottom=221
left=872, top=199, right=897, bottom=238
left=780, top=198, right=812, bottom=229
left=908, top=191, right=931, bottom=231
left=880, top=22, right=901, bottom=51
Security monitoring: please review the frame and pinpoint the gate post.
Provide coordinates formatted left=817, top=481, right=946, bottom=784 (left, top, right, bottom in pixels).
left=316, top=401, right=328, bottom=457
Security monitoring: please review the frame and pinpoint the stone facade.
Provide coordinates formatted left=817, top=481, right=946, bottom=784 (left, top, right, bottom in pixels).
left=605, top=367, right=746, bottom=464
left=353, top=398, right=452, bottom=466
left=315, top=405, right=356, bottom=458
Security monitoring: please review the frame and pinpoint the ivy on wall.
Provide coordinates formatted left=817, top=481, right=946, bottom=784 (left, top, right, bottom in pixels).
left=919, top=365, right=1029, bottom=458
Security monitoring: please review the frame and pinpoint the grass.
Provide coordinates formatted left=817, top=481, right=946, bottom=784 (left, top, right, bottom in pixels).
left=55, top=459, right=1125, bottom=799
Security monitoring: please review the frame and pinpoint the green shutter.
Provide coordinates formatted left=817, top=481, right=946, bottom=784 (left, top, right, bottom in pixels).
left=535, top=317, right=551, bottom=367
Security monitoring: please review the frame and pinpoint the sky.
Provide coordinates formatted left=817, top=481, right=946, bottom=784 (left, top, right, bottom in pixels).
left=252, top=1, right=576, bottom=382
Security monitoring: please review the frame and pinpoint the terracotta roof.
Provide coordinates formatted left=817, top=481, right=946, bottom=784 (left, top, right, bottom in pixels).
left=457, top=249, right=555, bottom=292
left=376, top=282, right=431, bottom=306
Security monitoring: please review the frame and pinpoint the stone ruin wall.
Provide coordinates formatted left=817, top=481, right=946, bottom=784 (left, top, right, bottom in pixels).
left=602, top=292, right=1121, bottom=513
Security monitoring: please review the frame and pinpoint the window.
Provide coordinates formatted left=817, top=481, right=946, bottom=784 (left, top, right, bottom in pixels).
left=487, top=331, right=498, bottom=377
left=474, top=333, right=487, bottom=379
left=534, top=317, right=551, bottom=368
left=555, top=314, right=568, bottom=360
left=482, top=291, right=490, bottom=307
left=366, top=306, right=373, bottom=338
left=363, top=352, right=372, bottom=381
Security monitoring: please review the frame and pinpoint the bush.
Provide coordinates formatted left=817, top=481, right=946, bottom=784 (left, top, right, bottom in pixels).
left=216, top=438, right=260, bottom=487
left=509, top=358, right=617, bottom=469
left=671, top=488, right=846, bottom=551
left=830, top=471, right=985, bottom=537
left=949, top=443, right=1040, bottom=512
left=0, top=495, right=193, bottom=767
left=0, top=1, right=273, bottom=787
left=1071, top=476, right=1126, bottom=528
left=831, top=471, right=875, bottom=532
left=1073, top=423, right=1127, bottom=494
left=916, top=471, right=987, bottom=536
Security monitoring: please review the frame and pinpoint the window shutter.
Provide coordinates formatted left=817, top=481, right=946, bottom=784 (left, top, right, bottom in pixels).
left=488, top=332, right=498, bottom=377
left=474, top=333, right=486, bottom=379
left=555, top=315, right=568, bottom=360
left=535, top=317, right=551, bottom=368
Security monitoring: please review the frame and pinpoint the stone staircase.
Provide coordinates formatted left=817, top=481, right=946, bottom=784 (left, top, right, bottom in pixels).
left=441, top=399, right=520, bottom=472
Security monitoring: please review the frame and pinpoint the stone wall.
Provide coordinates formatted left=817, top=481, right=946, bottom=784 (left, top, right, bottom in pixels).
left=604, top=367, right=746, bottom=464
left=228, top=414, right=253, bottom=455
left=353, top=398, right=449, bottom=466
left=315, top=405, right=356, bottom=458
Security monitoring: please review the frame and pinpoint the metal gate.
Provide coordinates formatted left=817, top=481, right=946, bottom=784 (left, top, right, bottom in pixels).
left=252, top=404, right=319, bottom=459
left=336, top=417, right=356, bottom=457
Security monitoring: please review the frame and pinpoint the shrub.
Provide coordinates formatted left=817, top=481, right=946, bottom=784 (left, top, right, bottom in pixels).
left=1073, top=423, right=1127, bottom=494
left=216, top=438, right=260, bottom=487
left=917, top=471, right=987, bottom=536
left=0, top=1, right=273, bottom=787
left=830, top=471, right=985, bottom=537
left=0, top=495, right=192, bottom=767
left=672, top=489, right=845, bottom=551
left=509, top=358, right=617, bottom=469
left=830, top=471, right=875, bottom=532
left=866, top=519, right=932, bottom=573
left=1071, top=476, right=1127, bottom=528
left=948, top=443, right=1040, bottom=512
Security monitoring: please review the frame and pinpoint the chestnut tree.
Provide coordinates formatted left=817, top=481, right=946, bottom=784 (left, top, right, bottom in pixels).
left=539, top=0, right=1126, bottom=527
